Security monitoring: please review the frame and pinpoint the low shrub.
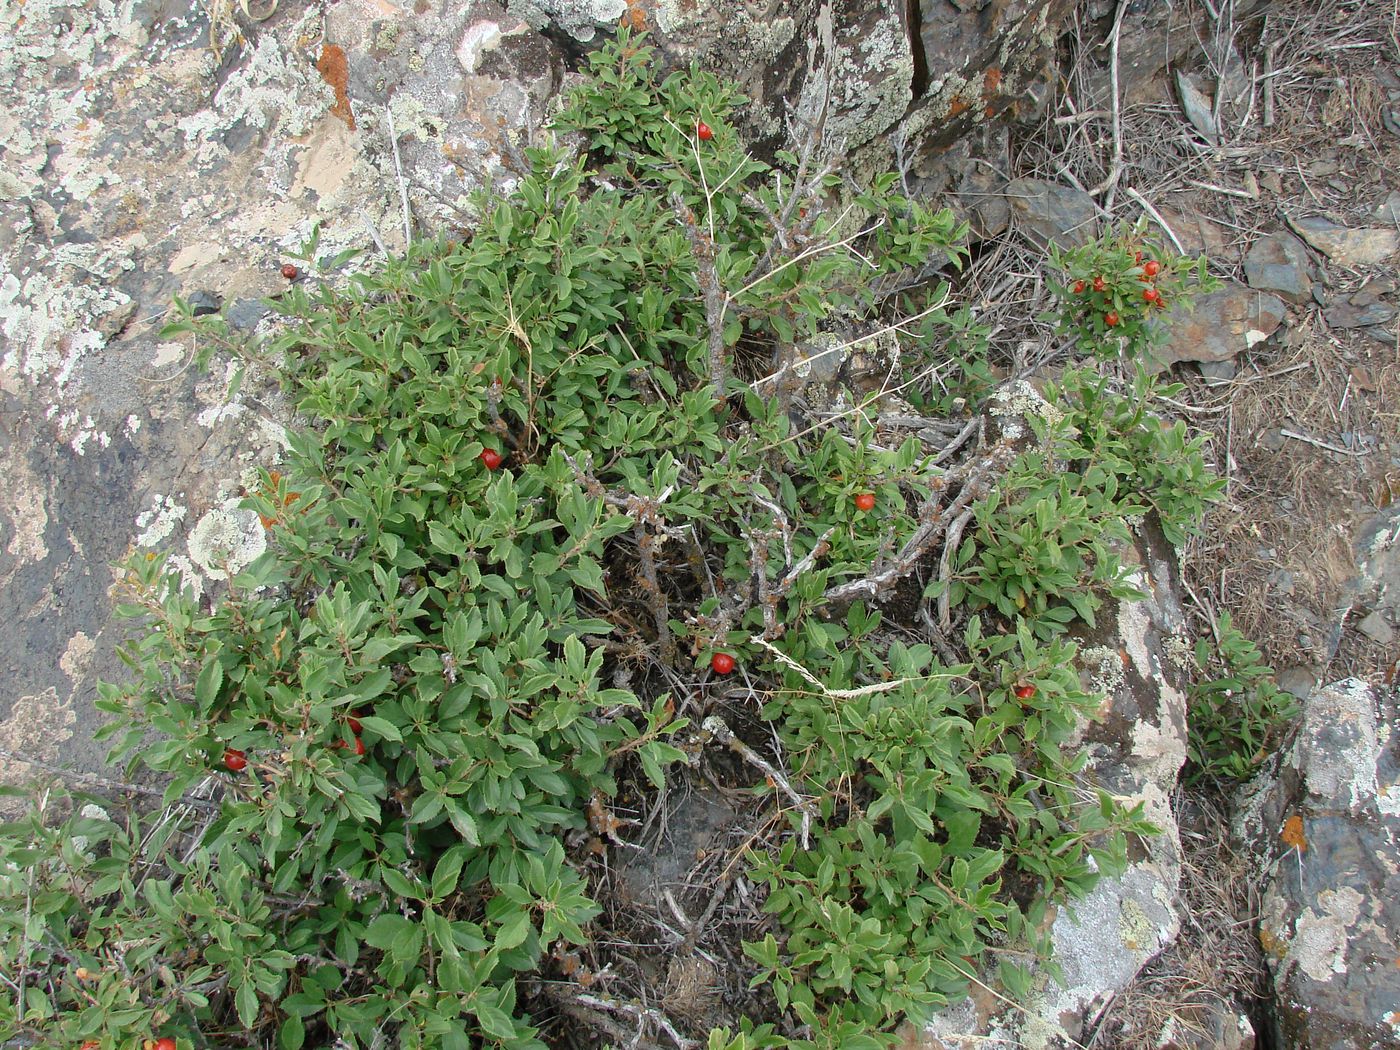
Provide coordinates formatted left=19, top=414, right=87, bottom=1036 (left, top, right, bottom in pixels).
left=1, top=29, right=1228, bottom=1050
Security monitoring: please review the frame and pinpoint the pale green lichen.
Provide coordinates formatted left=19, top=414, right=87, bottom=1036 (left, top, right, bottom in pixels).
left=1081, top=644, right=1126, bottom=696
left=187, top=506, right=267, bottom=581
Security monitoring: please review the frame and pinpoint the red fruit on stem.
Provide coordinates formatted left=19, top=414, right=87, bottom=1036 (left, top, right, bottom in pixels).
left=854, top=492, right=876, bottom=512
left=1143, top=288, right=1160, bottom=304
left=154, top=1039, right=177, bottom=1050
left=479, top=448, right=503, bottom=470
left=281, top=263, right=298, bottom=280
left=353, top=736, right=366, bottom=756
left=1072, top=280, right=1086, bottom=294
left=710, top=652, right=736, bottom=675
left=1092, top=276, right=1106, bottom=292
left=1013, top=684, right=1037, bottom=700
left=222, top=749, right=247, bottom=772
left=696, top=121, right=713, bottom=141
left=347, top=712, right=363, bottom=735
left=1143, top=260, right=1161, bottom=278
left=1104, top=311, right=1120, bottom=327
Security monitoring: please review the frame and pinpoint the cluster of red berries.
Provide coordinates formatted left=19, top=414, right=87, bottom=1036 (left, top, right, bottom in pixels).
left=1070, top=253, right=1167, bottom=329
left=223, top=710, right=370, bottom=771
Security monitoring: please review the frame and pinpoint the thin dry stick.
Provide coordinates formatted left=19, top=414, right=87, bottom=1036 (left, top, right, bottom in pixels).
left=1090, top=0, right=1129, bottom=208
left=702, top=715, right=815, bottom=849
left=385, top=102, right=412, bottom=246
left=634, top=525, right=678, bottom=665
left=573, top=993, right=697, bottom=1050
left=937, top=508, right=976, bottom=631
left=672, top=192, right=729, bottom=401
left=1124, top=188, right=1187, bottom=255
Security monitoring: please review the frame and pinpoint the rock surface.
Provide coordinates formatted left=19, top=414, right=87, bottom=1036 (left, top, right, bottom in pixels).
left=520, top=0, right=1072, bottom=174
left=1244, top=232, right=1313, bottom=304
left=1291, top=215, right=1400, bottom=268
left=1235, top=679, right=1400, bottom=1050
left=0, top=0, right=567, bottom=799
left=920, top=520, right=1189, bottom=1049
left=1003, top=177, right=1100, bottom=248
left=1152, top=282, right=1285, bottom=367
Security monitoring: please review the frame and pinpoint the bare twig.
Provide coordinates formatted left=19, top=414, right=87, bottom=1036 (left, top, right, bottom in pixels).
left=701, top=715, right=815, bottom=849
left=672, top=192, right=730, bottom=401
left=1089, top=0, right=1128, bottom=208
left=385, top=102, right=412, bottom=247
left=937, top=508, right=976, bottom=631
left=0, top=748, right=220, bottom=812
left=635, top=525, right=678, bottom=665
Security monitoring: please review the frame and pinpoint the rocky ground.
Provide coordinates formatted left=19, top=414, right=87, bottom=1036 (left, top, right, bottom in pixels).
left=1, top=0, right=1397, bottom=1047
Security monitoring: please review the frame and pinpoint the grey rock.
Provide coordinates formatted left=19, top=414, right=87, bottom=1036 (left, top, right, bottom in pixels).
left=1356, top=610, right=1394, bottom=645
left=1323, top=301, right=1397, bottom=330
left=1348, top=276, right=1397, bottom=307
left=1243, top=232, right=1313, bottom=304
left=1235, top=680, right=1400, bottom=1050
left=1372, top=190, right=1400, bottom=224
left=924, top=521, right=1189, bottom=1049
left=1198, top=359, right=1237, bottom=384
left=525, top=0, right=1069, bottom=171
left=1152, top=282, right=1286, bottom=367
left=1275, top=666, right=1317, bottom=700
left=1292, top=215, right=1400, bottom=267
left=1004, top=177, right=1099, bottom=249
left=1175, top=71, right=1218, bottom=144
left=226, top=298, right=271, bottom=331
left=186, top=290, right=223, bottom=317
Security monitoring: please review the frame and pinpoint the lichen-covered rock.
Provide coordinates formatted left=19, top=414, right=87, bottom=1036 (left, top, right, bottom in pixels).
left=1234, top=679, right=1400, bottom=1050
left=920, top=522, right=1189, bottom=1049
left=0, top=0, right=566, bottom=791
left=518, top=0, right=1068, bottom=175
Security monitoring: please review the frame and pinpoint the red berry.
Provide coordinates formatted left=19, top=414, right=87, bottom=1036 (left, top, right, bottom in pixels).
left=479, top=448, right=503, bottom=470
left=280, top=263, right=298, bottom=280
left=154, top=1039, right=177, bottom=1050
left=710, top=652, right=735, bottom=675
left=1134, top=250, right=1143, bottom=264
left=347, top=711, right=363, bottom=735
left=696, top=121, right=713, bottom=141
left=1143, top=260, right=1161, bottom=278
left=222, top=749, right=247, bottom=772
left=1092, top=276, right=1106, bottom=293
left=1143, top=288, right=1160, bottom=304
left=854, top=492, right=876, bottom=512
left=1072, top=280, right=1086, bottom=294
left=1104, top=311, right=1119, bottom=327
left=1013, top=684, right=1037, bottom=700
left=353, top=736, right=366, bottom=756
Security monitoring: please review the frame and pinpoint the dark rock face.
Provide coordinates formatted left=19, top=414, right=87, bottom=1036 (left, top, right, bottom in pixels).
left=1236, top=679, right=1400, bottom=1050
left=1244, top=232, right=1313, bottom=305
left=1003, top=177, right=1100, bottom=248
left=520, top=0, right=1071, bottom=168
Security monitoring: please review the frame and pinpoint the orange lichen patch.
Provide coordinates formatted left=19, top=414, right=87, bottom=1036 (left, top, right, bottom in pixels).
left=948, top=95, right=970, bottom=118
left=1259, top=926, right=1286, bottom=957
left=1281, top=813, right=1307, bottom=852
left=316, top=43, right=356, bottom=130
left=983, top=67, right=1002, bottom=94
left=620, top=0, right=648, bottom=30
